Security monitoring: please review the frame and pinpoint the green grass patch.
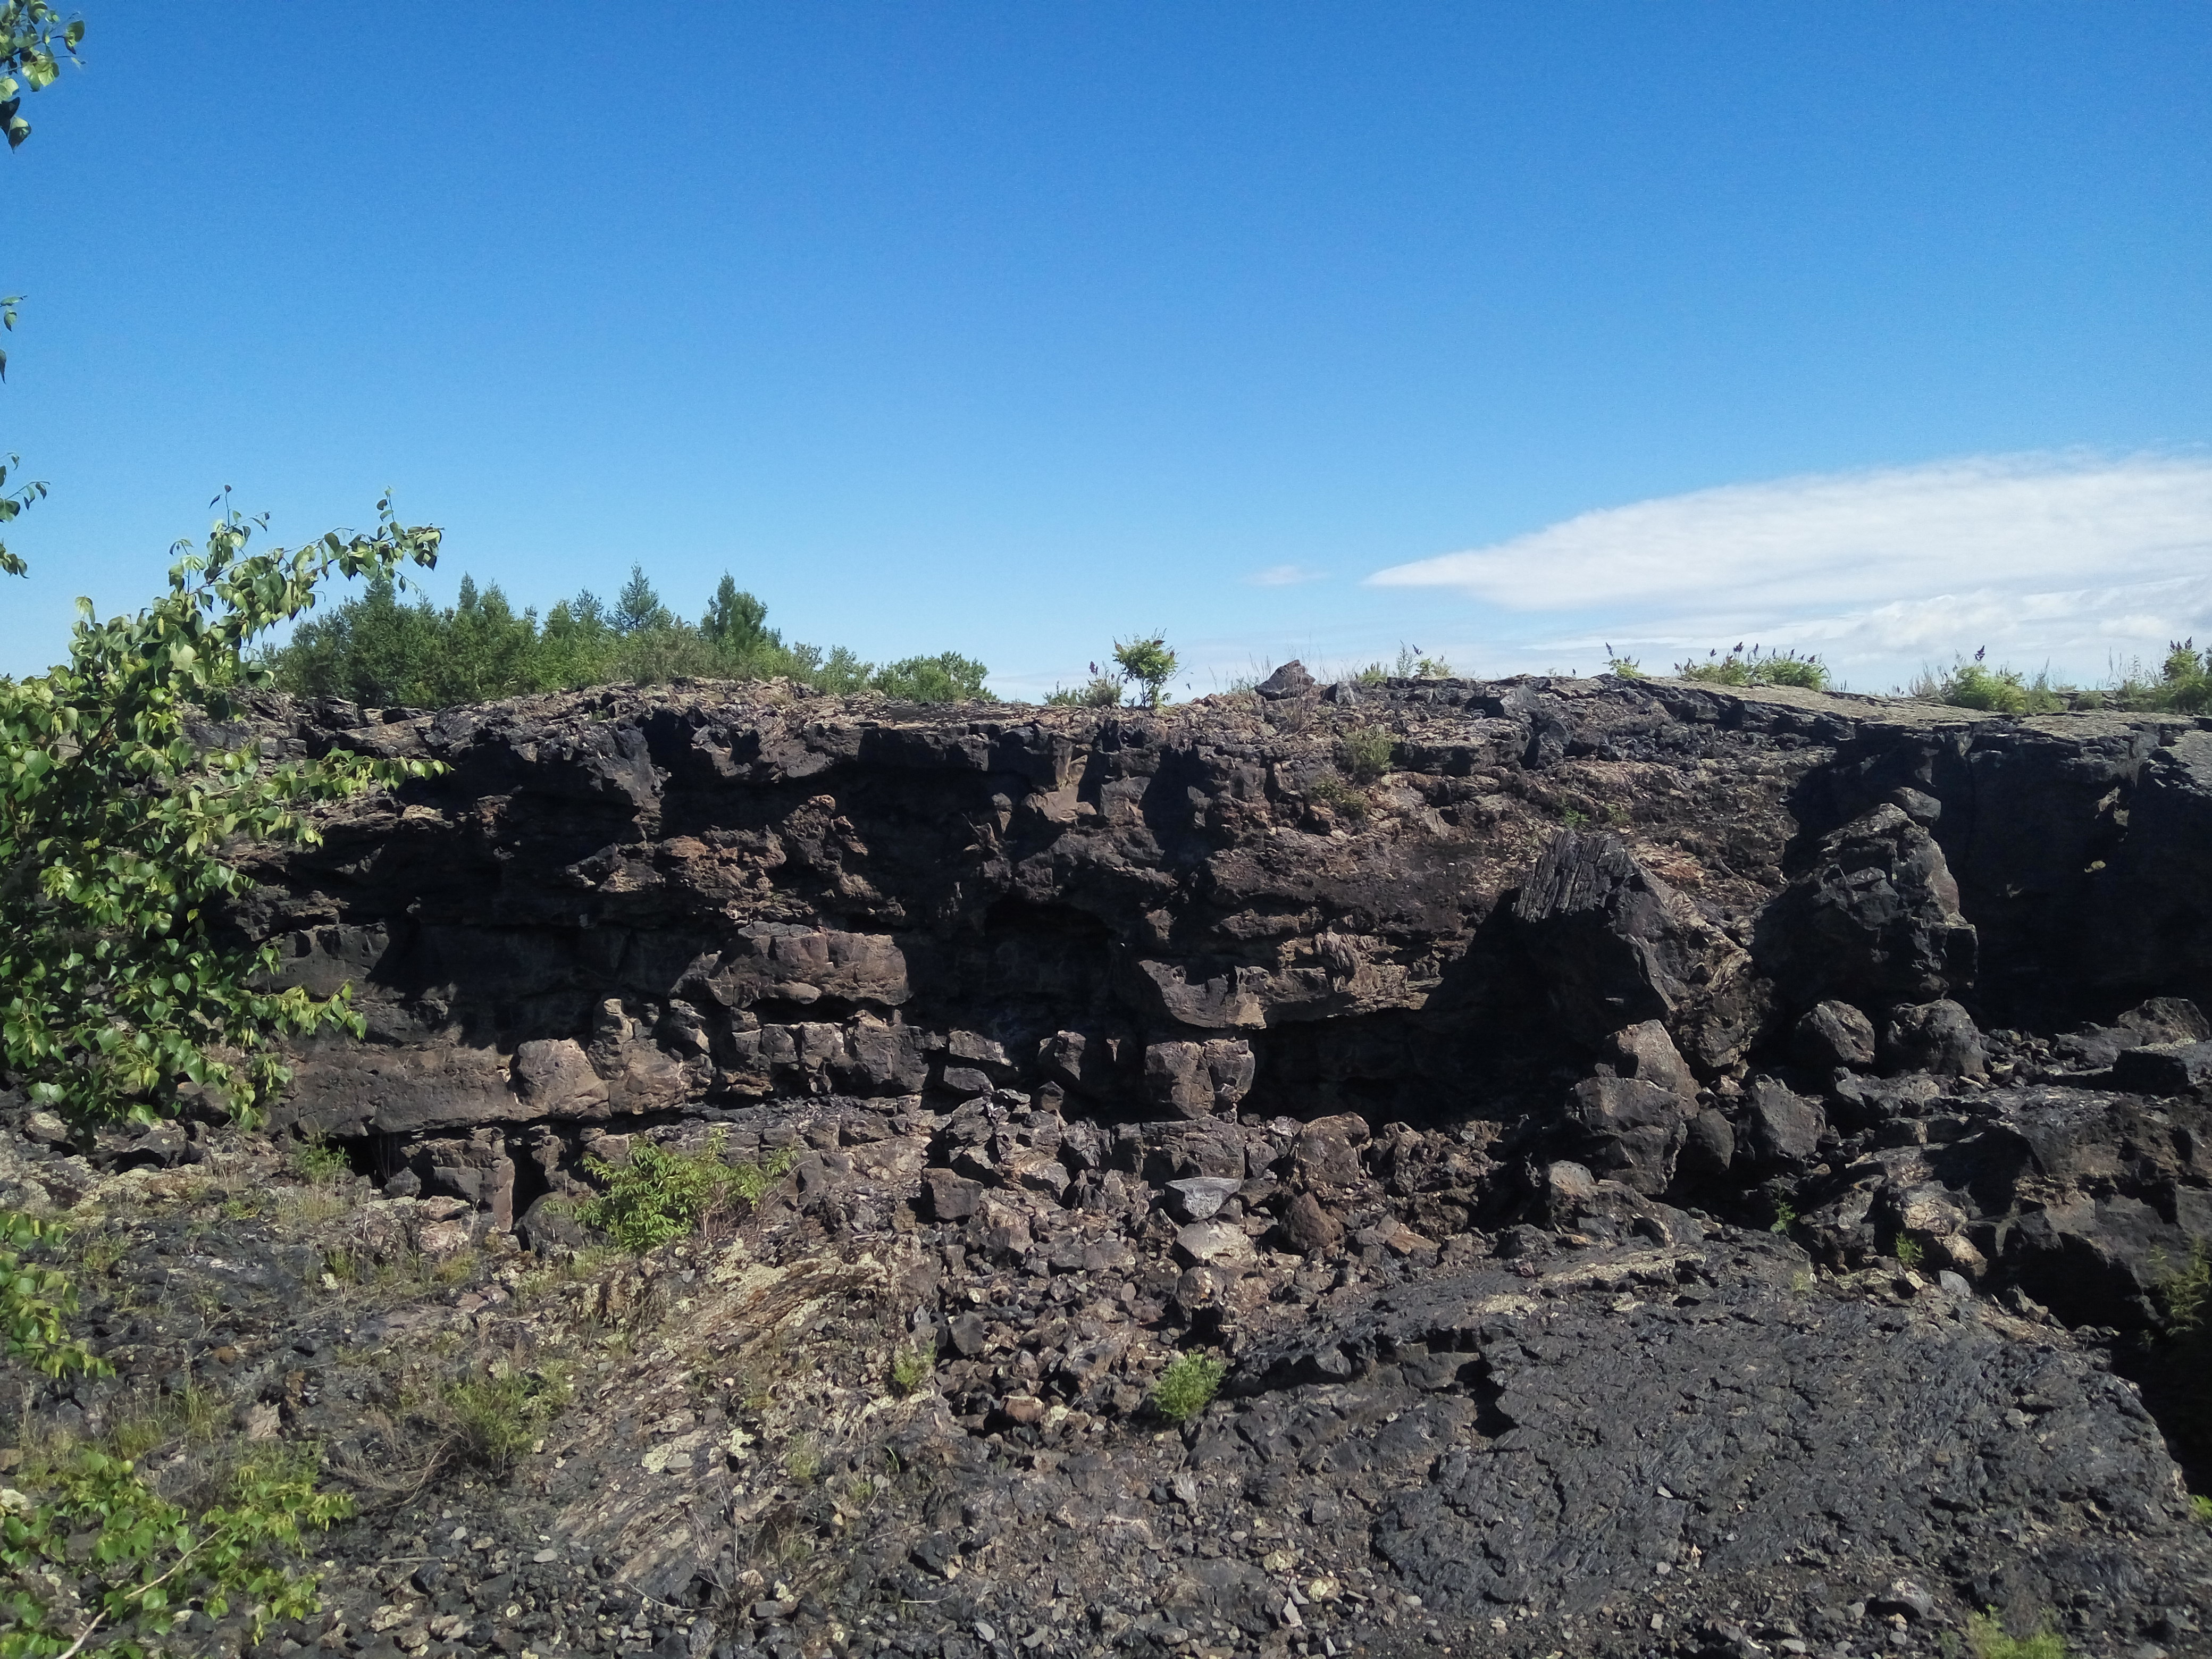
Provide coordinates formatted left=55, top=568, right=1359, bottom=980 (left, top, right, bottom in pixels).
left=1962, top=1610, right=2067, bottom=1659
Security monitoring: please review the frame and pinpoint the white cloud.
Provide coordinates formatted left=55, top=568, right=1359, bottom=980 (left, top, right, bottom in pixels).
left=1365, top=453, right=2212, bottom=689
left=1246, top=563, right=1328, bottom=587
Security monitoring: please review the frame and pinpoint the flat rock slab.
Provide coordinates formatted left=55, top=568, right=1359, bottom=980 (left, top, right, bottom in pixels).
left=1211, top=1237, right=2210, bottom=1648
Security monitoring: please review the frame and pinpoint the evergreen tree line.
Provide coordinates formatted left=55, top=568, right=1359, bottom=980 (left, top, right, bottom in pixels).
left=262, top=564, right=991, bottom=707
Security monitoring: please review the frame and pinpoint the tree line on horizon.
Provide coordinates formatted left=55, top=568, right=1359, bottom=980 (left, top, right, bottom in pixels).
left=261, top=564, right=992, bottom=708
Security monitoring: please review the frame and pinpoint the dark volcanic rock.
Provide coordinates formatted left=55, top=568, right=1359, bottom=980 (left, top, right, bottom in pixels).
left=1756, top=803, right=1978, bottom=1013
left=1512, top=830, right=1765, bottom=1074
left=126, top=673, right=2212, bottom=1658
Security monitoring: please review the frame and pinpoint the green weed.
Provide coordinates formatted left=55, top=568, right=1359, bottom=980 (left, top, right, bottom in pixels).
left=1909, top=658, right=2068, bottom=714
left=440, top=1363, right=571, bottom=1474
left=1306, top=773, right=1369, bottom=823
left=1963, top=1609, right=2067, bottom=1659
left=1893, top=1234, right=1924, bottom=1269
left=1769, top=1201, right=1798, bottom=1235
left=1677, top=647, right=1831, bottom=691
left=889, top=1343, right=933, bottom=1396
left=2152, top=1239, right=2209, bottom=1331
left=290, top=1136, right=351, bottom=1184
left=1152, top=1353, right=1227, bottom=1423
left=1332, top=726, right=1395, bottom=784
left=577, top=1130, right=791, bottom=1251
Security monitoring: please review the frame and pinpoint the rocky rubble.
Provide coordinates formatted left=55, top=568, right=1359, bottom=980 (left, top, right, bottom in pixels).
left=5, top=669, right=2212, bottom=1658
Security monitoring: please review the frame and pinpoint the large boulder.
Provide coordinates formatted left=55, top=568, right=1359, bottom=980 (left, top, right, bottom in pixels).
left=1881, top=998, right=1988, bottom=1078
left=1513, top=832, right=1766, bottom=1074
left=1756, top=805, right=1978, bottom=1011
left=1563, top=1074, right=1695, bottom=1195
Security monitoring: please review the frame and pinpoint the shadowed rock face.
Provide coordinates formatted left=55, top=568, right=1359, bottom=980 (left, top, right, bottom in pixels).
left=124, top=671, right=2212, bottom=1655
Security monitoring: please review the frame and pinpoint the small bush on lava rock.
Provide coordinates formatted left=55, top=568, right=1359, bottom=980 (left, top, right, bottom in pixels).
left=1152, top=1353, right=1227, bottom=1423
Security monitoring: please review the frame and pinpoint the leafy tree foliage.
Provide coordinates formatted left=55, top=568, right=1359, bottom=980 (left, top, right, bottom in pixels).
left=1, top=2, right=83, bottom=576
left=1, top=500, right=444, bottom=1129
left=1112, top=634, right=1179, bottom=708
left=264, top=566, right=992, bottom=706
left=0, top=0, right=80, bottom=153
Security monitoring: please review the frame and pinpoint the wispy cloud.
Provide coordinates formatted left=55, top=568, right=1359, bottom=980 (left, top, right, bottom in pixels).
left=1365, top=453, right=2212, bottom=687
left=1246, top=563, right=1328, bottom=587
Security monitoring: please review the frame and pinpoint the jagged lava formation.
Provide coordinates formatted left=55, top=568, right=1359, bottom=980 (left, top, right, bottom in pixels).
left=146, top=669, right=2212, bottom=1653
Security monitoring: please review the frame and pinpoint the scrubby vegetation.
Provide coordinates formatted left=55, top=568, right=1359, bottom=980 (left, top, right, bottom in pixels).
left=1908, top=657, right=2068, bottom=714
left=1356, top=644, right=1453, bottom=682
left=261, top=566, right=990, bottom=708
left=1151, top=1352, right=1226, bottom=1422
left=576, top=1131, right=794, bottom=1251
left=1675, top=646, right=1832, bottom=691
left=1333, top=725, right=1396, bottom=783
left=1962, top=1610, right=2069, bottom=1659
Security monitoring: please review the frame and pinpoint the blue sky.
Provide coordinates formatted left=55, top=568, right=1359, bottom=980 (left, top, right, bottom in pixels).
left=3, top=4, right=2208, bottom=694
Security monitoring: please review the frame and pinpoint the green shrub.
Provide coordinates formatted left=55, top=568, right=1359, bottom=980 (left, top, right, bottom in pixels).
left=1892, top=1233, right=1924, bottom=1268
left=582, top=1133, right=726, bottom=1250
left=2109, top=640, right=2212, bottom=713
left=2153, top=1240, right=2209, bottom=1332
left=2192, top=1493, right=2211, bottom=1524
left=872, top=651, right=991, bottom=704
left=1354, top=645, right=1452, bottom=682
left=440, top=1364, right=571, bottom=1473
left=730, top=1145, right=799, bottom=1205
left=1152, top=1353, right=1226, bottom=1422
left=264, top=563, right=988, bottom=707
left=889, top=1343, right=934, bottom=1395
left=1, top=1210, right=106, bottom=1379
left=1675, top=647, right=1831, bottom=691
left=2, top=1439, right=353, bottom=1656
left=291, top=1135, right=351, bottom=1185
left=1305, top=773, right=1369, bottom=823
left=577, top=1132, right=793, bottom=1250
left=1909, top=658, right=2068, bottom=714
left=1045, top=675, right=1125, bottom=708
left=1112, top=635, right=1180, bottom=708
left=1333, top=726, right=1395, bottom=783
left=1964, top=1610, right=2067, bottom=1659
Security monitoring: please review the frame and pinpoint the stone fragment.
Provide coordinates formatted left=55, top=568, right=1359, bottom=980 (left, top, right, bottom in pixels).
left=1880, top=999, right=1987, bottom=1078
left=1792, top=1000, right=1878, bottom=1071
left=1174, top=1219, right=1257, bottom=1268
left=1598, top=1020, right=1696, bottom=1096
left=1145, top=1042, right=1216, bottom=1118
left=1744, top=1078, right=1825, bottom=1166
left=2112, top=1040, right=2212, bottom=1096
left=1565, top=1075, right=1695, bottom=1195
left=1514, top=831, right=1765, bottom=1072
left=1678, top=1109, right=1736, bottom=1178
left=1255, top=660, right=1316, bottom=699
left=937, top=1066, right=995, bottom=1099
left=968, top=1197, right=1032, bottom=1261
left=1292, top=1114, right=1371, bottom=1193
left=1201, top=1037, right=1258, bottom=1110
left=1756, top=805, right=1977, bottom=1009
left=1277, top=1193, right=1345, bottom=1255
left=510, top=1038, right=609, bottom=1117
left=1166, top=1176, right=1243, bottom=1221
left=923, top=1168, right=983, bottom=1221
